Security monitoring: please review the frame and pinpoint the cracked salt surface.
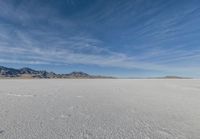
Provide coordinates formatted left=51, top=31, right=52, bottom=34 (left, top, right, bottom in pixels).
left=0, top=79, right=200, bottom=139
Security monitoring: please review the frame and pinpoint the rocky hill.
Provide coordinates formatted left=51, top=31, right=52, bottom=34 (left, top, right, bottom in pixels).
left=0, top=66, right=113, bottom=79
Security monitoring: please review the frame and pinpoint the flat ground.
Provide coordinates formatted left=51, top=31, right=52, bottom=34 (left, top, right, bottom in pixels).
left=0, top=79, right=200, bottom=139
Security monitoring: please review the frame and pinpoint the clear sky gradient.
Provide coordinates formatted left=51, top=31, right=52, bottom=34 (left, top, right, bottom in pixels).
left=0, top=0, right=200, bottom=77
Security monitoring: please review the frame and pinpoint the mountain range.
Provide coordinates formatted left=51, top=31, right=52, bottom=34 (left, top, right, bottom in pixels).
left=0, top=66, right=113, bottom=79
left=0, top=66, right=190, bottom=79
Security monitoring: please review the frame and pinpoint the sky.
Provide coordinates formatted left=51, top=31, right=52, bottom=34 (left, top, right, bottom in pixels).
left=0, top=0, right=200, bottom=77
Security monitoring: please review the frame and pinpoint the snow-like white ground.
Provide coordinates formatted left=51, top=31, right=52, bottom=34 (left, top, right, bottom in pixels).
left=0, top=79, right=200, bottom=139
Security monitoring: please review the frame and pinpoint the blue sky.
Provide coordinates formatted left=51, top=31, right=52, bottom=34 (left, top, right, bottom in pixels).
left=0, top=0, right=200, bottom=77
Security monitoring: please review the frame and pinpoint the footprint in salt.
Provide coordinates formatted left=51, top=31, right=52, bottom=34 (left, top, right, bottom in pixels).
left=155, top=129, right=174, bottom=138
left=7, top=93, right=35, bottom=97
left=0, top=130, right=5, bottom=135
left=60, top=114, right=72, bottom=119
left=76, top=96, right=83, bottom=98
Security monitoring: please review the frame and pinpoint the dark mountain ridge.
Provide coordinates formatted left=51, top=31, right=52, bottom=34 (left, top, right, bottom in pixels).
left=0, top=66, right=113, bottom=79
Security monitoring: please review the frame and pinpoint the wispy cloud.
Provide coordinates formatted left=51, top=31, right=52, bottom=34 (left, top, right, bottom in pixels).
left=1, top=29, right=199, bottom=73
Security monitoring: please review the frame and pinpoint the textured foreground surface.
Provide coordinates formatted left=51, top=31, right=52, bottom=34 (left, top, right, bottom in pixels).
left=0, top=79, right=200, bottom=139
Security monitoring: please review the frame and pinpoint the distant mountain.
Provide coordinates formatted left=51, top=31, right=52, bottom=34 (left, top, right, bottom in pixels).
left=161, top=76, right=191, bottom=79
left=147, top=76, right=191, bottom=79
left=0, top=66, right=113, bottom=79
